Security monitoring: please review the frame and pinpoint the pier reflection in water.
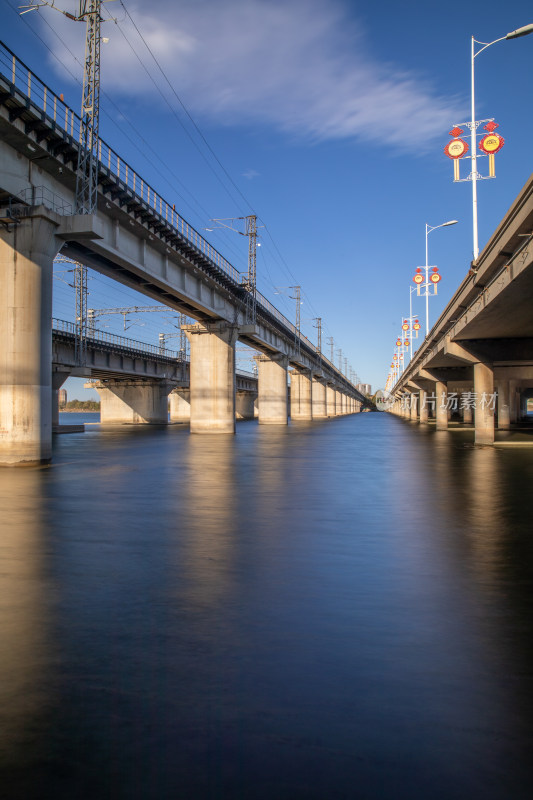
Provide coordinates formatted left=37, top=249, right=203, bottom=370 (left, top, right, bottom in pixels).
left=1, top=414, right=532, bottom=799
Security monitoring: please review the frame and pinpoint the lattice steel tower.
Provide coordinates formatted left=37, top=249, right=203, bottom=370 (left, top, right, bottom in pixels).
left=76, top=0, right=102, bottom=215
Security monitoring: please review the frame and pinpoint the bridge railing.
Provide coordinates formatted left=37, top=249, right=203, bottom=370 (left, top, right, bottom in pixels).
left=52, top=318, right=180, bottom=360
left=2, top=41, right=355, bottom=391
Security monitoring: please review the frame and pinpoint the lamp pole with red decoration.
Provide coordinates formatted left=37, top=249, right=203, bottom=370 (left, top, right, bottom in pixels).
left=412, top=220, right=458, bottom=338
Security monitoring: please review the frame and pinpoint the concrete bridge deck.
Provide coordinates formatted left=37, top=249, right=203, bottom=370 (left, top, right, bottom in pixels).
left=389, top=172, right=533, bottom=443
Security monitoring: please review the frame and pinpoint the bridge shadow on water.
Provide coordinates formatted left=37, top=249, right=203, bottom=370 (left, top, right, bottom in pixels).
left=1, top=413, right=533, bottom=799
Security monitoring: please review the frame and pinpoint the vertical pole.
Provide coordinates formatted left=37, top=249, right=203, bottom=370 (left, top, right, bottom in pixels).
left=425, top=224, right=429, bottom=337
left=245, top=214, right=257, bottom=324
left=471, top=35, right=479, bottom=261
left=74, top=261, right=88, bottom=365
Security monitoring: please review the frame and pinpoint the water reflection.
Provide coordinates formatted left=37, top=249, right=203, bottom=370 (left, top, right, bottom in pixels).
left=0, top=416, right=532, bottom=799
left=0, top=469, right=54, bottom=771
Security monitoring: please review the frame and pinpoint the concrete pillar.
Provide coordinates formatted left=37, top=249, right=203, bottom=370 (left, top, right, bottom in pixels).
left=463, top=403, right=473, bottom=424
left=410, top=393, right=418, bottom=421
left=326, top=385, right=336, bottom=417
left=509, top=380, right=518, bottom=423
left=169, top=388, right=190, bottom=422
left=497, top=379, right=511, bottom=430
left=312, top=379, right=327, bottom=418
left=256, top=355, right=288, bottom=425
left=419, top=389, right=428, bottom=423
left=95, top=380, right=171, bottom=423
left=236, top=391, right=255, bottom=420
left=185, top=323, right=238, bottom=434
left=335, top=390, right=343, bottom=415
left=474, top=362, right=495, bottom=444
left=0, top=208, right=61, bottom=465
left=291, top=370, right=312, bottom=420
left=52, top=369, right=70, bottom=428
left=435, top=381, right=448, bottom=430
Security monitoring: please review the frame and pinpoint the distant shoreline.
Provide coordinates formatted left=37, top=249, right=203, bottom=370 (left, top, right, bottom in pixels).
left=59, top=408, right=100, bottom=413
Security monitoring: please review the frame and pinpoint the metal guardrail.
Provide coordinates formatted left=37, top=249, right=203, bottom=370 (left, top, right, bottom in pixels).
left=52, top=318, right=180, bottom=359
left=2, top=41, right=356, bottom=391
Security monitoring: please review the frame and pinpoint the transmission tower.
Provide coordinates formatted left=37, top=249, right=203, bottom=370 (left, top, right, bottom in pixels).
left=54, top=255, right=88, bottom=365
left=314, top=317, right=322, bottom=355
left=244, top=215, right=257, bottom=324
left=208, top=215, right=260, bottom=324
left=76, top=0, right=102, bottom=214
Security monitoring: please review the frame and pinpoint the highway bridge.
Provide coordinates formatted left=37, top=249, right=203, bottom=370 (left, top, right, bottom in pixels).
left=388, top=172, right=533, bottom=444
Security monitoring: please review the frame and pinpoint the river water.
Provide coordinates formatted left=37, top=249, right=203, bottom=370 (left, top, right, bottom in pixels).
left=1, top=413, right=532, bottom=799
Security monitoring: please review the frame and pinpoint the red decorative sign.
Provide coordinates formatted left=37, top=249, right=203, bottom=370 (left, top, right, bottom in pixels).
left=479, top=133, right=504, bottom=155
left=413, top=273, right=424, bottom=285
left=444, top=138, right=469, bottom=159
left=430, top=273, right=442, bottom=283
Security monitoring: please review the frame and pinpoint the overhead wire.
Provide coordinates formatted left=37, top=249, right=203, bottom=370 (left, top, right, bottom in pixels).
left=4, top=0, right=356, bottom=374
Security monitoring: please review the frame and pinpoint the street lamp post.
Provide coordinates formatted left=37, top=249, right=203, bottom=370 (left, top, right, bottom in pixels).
left=422, top=220, right=458, bottom=337
left=469, top=24, right=533, bottom=260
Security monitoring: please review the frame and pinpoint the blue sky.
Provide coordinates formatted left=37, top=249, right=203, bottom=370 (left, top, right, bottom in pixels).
left=2, top=0, right=533, bottom=397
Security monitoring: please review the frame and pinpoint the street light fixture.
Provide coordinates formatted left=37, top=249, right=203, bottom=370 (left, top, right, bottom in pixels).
left=413, top=220, right=458, bottom=338
left=469, top=25, right=533, bottom=260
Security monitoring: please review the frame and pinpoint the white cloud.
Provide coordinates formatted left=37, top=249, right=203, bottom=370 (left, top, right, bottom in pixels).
left=242, top=169, right=260, bottom=180
left=39, top=0, right=463, bottom=150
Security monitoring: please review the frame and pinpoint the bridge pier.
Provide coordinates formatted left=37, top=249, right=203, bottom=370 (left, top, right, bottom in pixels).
left=94, top=380, right=172, bottom=424
left=255, top=354, right=288, bottom=425
left=419, top=390, right=428, bottom=423
left=52, top=368, right=71, bottom=428
left=169, top=388, right=190, bottom=422
left=410, top=394, right=418, bottom=421
left=0, top=207, right=60, bottom=465
left=435, top=381, right=448, bottom=430
left=185, top=323, right=238, bottom=434
left=496, top=379, right=511, bottom=430
left=326, top=385, right=336, bottom=417
left=291, top=370, right=313, bottom=420
left=236, top=391, right=256, bottom=420
left=311, top=378, right=327, bottom=419
left=474, top=363, right=494, bottom=444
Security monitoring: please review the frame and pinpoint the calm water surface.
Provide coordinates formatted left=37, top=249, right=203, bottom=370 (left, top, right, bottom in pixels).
left=1, top=413, right=533, bottom=799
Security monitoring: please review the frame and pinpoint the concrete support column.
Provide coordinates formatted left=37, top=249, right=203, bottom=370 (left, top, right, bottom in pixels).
left=169, top=388, right=190, bottom=422
left=410, top=393, right=418, bottom=421
left=497, top=379, right=511, bottom=430
left=326, top=385, right=336, bottom=417
left=52, top=369, right=70, bottom=428
left=435, top=381, right=448, bottom=430
left=474, top=362, right=495, bottom=444
left=0, top=208, right=61, bottom=465
left=463, top=403, right=473, bottom=424
left=236, top=391, right=256, bottom=420
left=311, top=379, right=327, bottom=419
left=335, top=390, right=343, bottom=415
left=291, top=370, right=313, bottom=420
left=95, top=380, right=172, bottom=424
left=256, top=354, right=288, bottom=425
left=419, top=390, right=428, bottom=423
left=185, top=323, right=238, bottom=434
left=509, top=380, right=518, bottom=423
